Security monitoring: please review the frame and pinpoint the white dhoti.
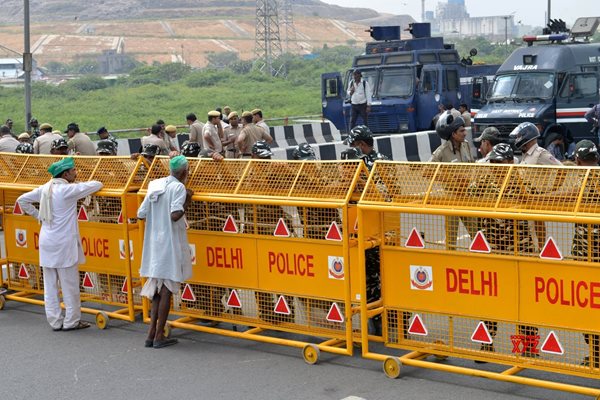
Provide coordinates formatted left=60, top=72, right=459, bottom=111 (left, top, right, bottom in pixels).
left=43, top=264, right=81, bottom=330
left=140, top=278, right=180, bottom=299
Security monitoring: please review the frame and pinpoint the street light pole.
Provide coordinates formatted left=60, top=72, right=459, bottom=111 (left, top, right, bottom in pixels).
left=503, top=16, right=509, bottom=56
left=23, top=0, right=32, bottom=131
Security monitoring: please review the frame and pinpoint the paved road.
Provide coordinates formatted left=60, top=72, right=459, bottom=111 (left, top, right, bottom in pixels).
left=0, top=298, right=597, bottom=400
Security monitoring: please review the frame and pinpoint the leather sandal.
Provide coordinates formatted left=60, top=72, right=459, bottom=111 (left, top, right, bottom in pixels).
left=63, top=321, right=91, bottom=331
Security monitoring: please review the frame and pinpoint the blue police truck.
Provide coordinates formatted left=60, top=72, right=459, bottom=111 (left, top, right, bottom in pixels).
left=321, top=23, right=499, bottom=134
left=473, top=17, right=600, bottom=146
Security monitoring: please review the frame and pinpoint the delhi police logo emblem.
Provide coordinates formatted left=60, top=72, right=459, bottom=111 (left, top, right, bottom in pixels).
left=410, top=265, right=433, bottom=291
left=328, top=256, right=345, bottom=280
left=15, top=229, right=27, bottom=248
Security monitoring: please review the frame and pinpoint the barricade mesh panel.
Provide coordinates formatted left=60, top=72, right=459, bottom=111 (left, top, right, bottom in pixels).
left=80, top=271, right=142, bottom=306
left=187, top=159, right=249, bottom=194
left=363, top=163, right=600, bottom=216
left=236, top=161, right=304, bottom=197
left=172, top=284, right=347, bottom=335
left=16, top=155, right=62, bottom=185
left=77, top=195, right=123, bottom=223
left=0, top=154, right=27, bottom=183
left=90, top=157, right=142, bottom=190
left=7, top=263, right=43, bottom=292
left=385, top=309, right=600, bottom=373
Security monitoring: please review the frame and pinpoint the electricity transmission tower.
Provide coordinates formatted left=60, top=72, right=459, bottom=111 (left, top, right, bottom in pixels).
left=280, top=0, right=297, bottom=53
left=254, top=0, right=285, bottom=76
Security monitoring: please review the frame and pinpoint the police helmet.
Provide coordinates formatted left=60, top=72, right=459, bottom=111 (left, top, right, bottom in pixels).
left=181, top=141, right=201, bottom=158
left=51, top=138, right=68, bottom=149
left=96, top=139, right=116, bottom=155
left=509, top=122, right=540, bottom=150
left=292, top=142, right=316, bottom=160
left=141, top=144, right=160, bottom=157
left=488, top=143, right=514, bottom=162
left=251, top=140, right=273, bottom=159
left=435, top=110, right=465, bottom=140
left=340, top=147, right=365, bottom=160
left=15, top=142, right=34, bottom=154
left=344, top=125, right=373, bottom=146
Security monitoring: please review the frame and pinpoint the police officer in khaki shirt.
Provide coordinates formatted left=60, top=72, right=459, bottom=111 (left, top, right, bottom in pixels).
left=510, top=122, right=561, bottom=166
left=430, top=110, right=477, bottom=249
left=141, top=124, right=170, bottom=155
left=65, top=123, right=95, bottom=156
left=430, top=110, right=473, bottom=163
left=33, top=123, right=63, bottom=155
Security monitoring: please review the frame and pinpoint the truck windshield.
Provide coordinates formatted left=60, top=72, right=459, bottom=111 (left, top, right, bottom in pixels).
left=378, top=68, right=414, bottom=98
left=489, top=72, right=555, bottom=100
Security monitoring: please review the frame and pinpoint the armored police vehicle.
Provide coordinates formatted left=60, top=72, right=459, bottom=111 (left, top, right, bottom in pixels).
left=321, top=23, right=499, bottom=134
left=473, top=17, right=600, bottom=145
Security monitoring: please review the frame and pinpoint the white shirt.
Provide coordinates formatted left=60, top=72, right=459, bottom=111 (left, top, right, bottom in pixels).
left=138, top=176, right=192, bottom=283
left=0, top=135, right=19, bottom=152
left=347, top=78, right=372, bottom=106
left=17, top=179, right=103, bottom=268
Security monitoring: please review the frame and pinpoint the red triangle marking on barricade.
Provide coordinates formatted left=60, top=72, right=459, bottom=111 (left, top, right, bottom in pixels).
left=325, top=221, right=343, bottom=241
left=226, top=289, right=242, bottom=308
left=274, top=295, right=291, bottom=315
left=78, top=205, right=89, bottom=222
left=470, top=231, right=491, bottom=253
left=405, top=227, right=425, bottom=249
left=273, top=218, right=291, bottom=237
left=326, top=302, right=344, bottom=323
left=470, top=321, right=493, bottom=344
left=181, top=284, right=196, bottom=301
left=540, top=237, right=563, bottom=260
left=222, top=215, right=239, bottom=233
left=13, top=201, right=23, bottom=215
left=541, top=331, right=564, bottom=355
left=121, top=278, right=128, bottom=293
left=117, top=210, right=124, bottom=224
left=407, top=314, right=428, bottom=336
left=82, top=272, right=94, bottom=289
left=18, top=263, right=30, bottom=279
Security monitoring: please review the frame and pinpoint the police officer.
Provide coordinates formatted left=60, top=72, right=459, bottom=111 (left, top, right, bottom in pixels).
left=16, top=142, right=34, bottom=154
left=344, top=125, right=388, bottom=171
left=431, top=111, right=478, bottom=250
left=97, top=127, right=118, bottom=153
left=292, top=142, right=316, bottom=161
left=510, top=122, right=561, bottom=166
left=474, top=126, right=503, bottom=163
left=50, top=138, right=69, bottom=156
left=431, top=110, right=473, bottom=163
left=96, top=139, right=117, bottom=156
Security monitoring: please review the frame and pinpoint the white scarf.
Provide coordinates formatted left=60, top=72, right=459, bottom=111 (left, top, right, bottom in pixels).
left=38, top=178, right=68, bottom=224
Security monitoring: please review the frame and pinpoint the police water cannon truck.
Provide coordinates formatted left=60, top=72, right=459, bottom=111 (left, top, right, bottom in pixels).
left=321, top=23, right=499, bottom=134
left=473, top=17, right=600, bottom=147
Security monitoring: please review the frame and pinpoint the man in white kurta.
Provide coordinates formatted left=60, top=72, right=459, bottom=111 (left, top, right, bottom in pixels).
left=138, top=155, right=192, bottom=348
left=17, top=157, right=103, bottom=331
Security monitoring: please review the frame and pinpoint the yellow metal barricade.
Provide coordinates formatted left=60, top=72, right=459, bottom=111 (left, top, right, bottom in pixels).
left=138, top=157, right=368, bottom=362
left=358, top=161, right=600, bottom=397
left=0, top=153, right=145, bottom=328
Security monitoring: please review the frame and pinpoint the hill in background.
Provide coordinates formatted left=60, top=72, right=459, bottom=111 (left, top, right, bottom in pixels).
left=0, top=0, right=414, bottom=69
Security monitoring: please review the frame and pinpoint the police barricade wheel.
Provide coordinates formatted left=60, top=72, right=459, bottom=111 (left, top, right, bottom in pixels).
left=302, top=344, right=320, bottom=365
left=163, top=324, right=171, bottom=338
left=95, top=311, right=109, bottom=330
left=383, top=357, right=401, bottom=379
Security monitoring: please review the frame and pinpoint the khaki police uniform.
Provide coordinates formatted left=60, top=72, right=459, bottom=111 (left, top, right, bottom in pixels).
left=238, top=124, right=271, bottom=158
left=68, top=132, right=96, bottom=156
left=202, top=123, right=223, bottom=155
left=34, top=131, right=63, bottom=155
left=430, top=140, right=477, bottom=250
left=141, top=134, right=169, bottom=155
left=189, top=121, right=204, bottom=144
left=0, top=134, right=19, bottom=152
left=224, top=125, right=242, bottom=158
left=520, top=143, right=561, bottom=165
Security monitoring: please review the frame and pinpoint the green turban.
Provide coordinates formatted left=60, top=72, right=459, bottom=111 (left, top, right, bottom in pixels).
left=47, top=157, right=75, bottom=177
left=169, top=155, right=188, bottom=172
